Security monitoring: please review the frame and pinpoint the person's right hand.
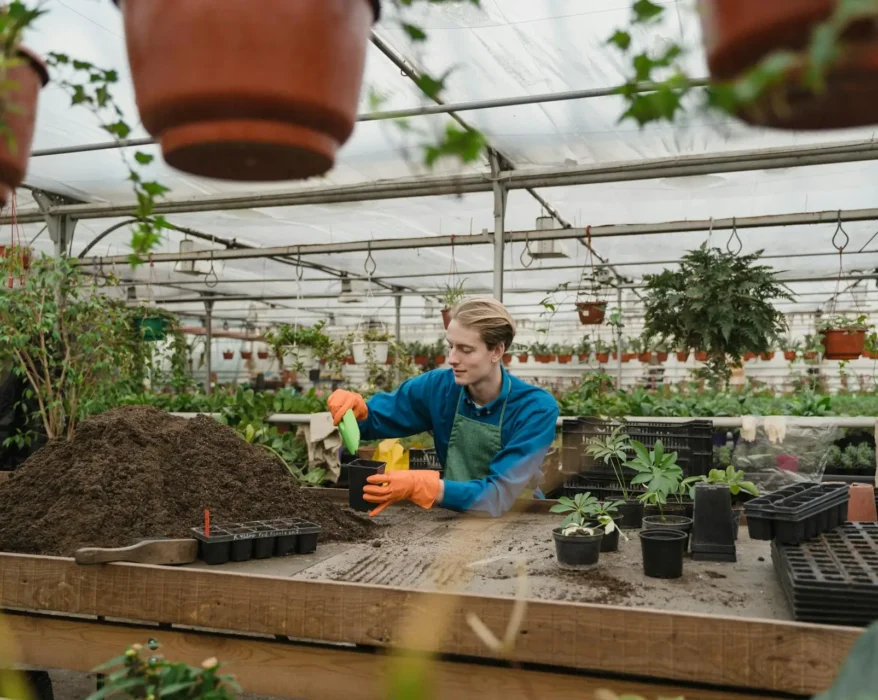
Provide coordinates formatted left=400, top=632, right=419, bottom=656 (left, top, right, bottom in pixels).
left=327, top=390, right=368, bottom=426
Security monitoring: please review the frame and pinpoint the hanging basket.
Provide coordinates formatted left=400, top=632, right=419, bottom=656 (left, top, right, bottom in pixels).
left=222, top=350, right=234, bottom=360
left=441, top=308, right=452, bottom=329
left=760, top=351, right=775, bottom=361
left=352, top=341, right=389, bottom=365
left=695, top=351, right=709, bottom=362
left=241, top=350, right=253, bottom=360
left=257, top=350, right=269, bottom=360
left=135, top=316, right=170, bottom=342
left=114, top=0, right=379, bottom=181
left=576, top=301, right=607, bottom=325
left=821, top=329, right=866, bottom=360
left=699, top=0, right=878, bottom=130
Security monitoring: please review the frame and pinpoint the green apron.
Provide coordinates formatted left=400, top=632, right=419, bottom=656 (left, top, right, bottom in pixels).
left=444, top=379, right=534, bottom=500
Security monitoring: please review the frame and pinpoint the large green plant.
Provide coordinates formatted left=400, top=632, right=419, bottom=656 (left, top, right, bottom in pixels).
left=641, top=245, right=793, bottom=386
left=0, top=256, right=138, bottom=441
left=624, top=440, right=683, bottom=520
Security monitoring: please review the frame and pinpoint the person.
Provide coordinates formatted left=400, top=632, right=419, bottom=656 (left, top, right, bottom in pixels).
left=328, top=298, right=559, bottom=517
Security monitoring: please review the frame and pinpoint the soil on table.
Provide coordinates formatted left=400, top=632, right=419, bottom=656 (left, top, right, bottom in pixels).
left=0, top=406, right=374, bottom=556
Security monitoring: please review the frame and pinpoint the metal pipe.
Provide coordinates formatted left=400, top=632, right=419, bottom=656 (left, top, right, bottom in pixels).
left=491, top=154, right=506, bottom=301
left=14, top=139, right=878, bottom=225
left=615, top=286, right=623, bottom=389
left=394, top=289, right=402, bottom=386
left=204, top=298, right=214, bottom=396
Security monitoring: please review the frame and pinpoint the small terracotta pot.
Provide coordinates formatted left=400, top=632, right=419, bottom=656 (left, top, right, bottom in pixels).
left=517, top=354, right=529, bottom=363
left=535, top=355, right=549, bottom=364
left=621, top=353, right=635, bottom=363
left=546, top=354, right=557, bottom=363
left=822, top=329, right=866, bottom=360
left=434, top=355, right=446, bottom=365
left=414, top=355, right=428, bottom=365
left=596, top=353, right=609, bottom=363
left=222, top=351, right=234, bottom=360
left=241, top=351, right=252, bottom=359
left=0, top=49, right=48, bottom=205
left=760, top=351, right=775, bottom=361
left=804, top=352, right=817, bottom=360
left=257, top=350, right=269, bottom=359
left=576, top=301, right=607, bottom=325
left=344, top=356, right=355, bottom=365
left=695, top=352, right=709, bottom=362
left=743, top=352, right=757, bottom=361
left=502, top=354, right=512, bottom=365
left=116, top=0, right=378, bottom=180
left=638, top=352, right=652, bottom=363
left=675, top=351, right=689, bottom=362
left=783, top=351, right=796, bottom=361
left=656, top=352, right=669, bottom=363
left=441, top=308, right=452, bottom=329
left=557, top=354, right=572, bottom=364
left=848, top=484, right=878, bottom=522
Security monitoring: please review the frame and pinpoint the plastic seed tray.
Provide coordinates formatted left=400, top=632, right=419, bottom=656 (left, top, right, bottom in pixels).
left=410, top=448, right=442, bottom=472
left=744, top=483, right=849, bottom=544
left=191, top=518, right=321, bottom=565
left=771, top=522, right=878, bottom=627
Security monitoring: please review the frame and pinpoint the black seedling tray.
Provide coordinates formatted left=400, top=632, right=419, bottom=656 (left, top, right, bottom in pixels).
left=191, top=518, right=321, bottom=565
left=771, top=523, right=878, bottom=627
left=410, top=448, right=442, bottom=472
left=744, top=483, right=850, bottom=543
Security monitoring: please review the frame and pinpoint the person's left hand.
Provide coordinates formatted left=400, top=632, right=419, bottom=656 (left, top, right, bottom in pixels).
left=363, top=470, right=441, bottom=517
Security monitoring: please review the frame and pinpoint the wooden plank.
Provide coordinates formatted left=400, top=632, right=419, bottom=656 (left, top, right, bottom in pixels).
left=0, top=553, right=859, bottom=696
left=5, top=613, right=787, bottom=700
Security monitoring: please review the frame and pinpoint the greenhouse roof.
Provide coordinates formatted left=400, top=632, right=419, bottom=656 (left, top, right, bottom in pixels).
left=10, top=0, right=878, bottom=330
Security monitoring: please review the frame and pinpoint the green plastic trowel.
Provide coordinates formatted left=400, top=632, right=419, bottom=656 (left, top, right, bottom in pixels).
left=338, top=409, right=360, bottom=455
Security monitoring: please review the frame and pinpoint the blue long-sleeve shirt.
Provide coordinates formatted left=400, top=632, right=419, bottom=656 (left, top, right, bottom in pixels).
left=358, top=367, right=559, bottom=516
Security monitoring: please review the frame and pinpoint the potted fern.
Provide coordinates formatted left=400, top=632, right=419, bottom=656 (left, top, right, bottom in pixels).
left=441, top=279, right=467, bottom=329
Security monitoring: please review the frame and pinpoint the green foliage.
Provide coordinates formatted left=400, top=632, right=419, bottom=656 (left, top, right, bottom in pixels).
left=549, top=491, right=599, bottom=529
left=264, top=321, right=331, bottom=371
left=442, top=278, right=468, bottom=309
left=624, top=440, right=683, bottom=515
left=641, top=245, right=792, bottom=386
left=87, top=641, right=238, bottom=700
left=817, top=314, right=873, bottom=332
left=682, top=466, right=759, bottom=501
left=825, top=444, right=843, bottom=471
left=584, top=425, right=634, bottom=499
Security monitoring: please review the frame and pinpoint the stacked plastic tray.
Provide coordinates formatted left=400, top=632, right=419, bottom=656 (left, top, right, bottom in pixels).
left=191, top=518, right=321, bottom=565
left=771, top=522, right=878, bottom=627
left=744, top=483, right=849, bottom=544
left=410, top=448, right=442, bottom=472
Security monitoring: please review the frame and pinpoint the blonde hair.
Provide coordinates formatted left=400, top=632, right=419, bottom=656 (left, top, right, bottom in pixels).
left=449, top=297, right=516, bottom=351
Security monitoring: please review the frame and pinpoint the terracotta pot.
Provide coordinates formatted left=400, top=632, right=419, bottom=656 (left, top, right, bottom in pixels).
left=557, top=354, right=572, bottom=364
left=576, top=301, right=606, bottom=325
left=638, top=352, right=652, bottom=363
left=783, top=351, right=796, bottom=361
left=517, top=354, right=529, bottom=363
left=547, top=354, right=557, bottom=362
left=695, top=351, right=709, bottom=362
left=414, top=355, right=428, bottom=365
left=869, top=351, right=878, bottom=360
left=675, top=351, right=689, bottom=362
left=0, top=49, right=47, bottom=205
left=578, top=353, right=587, bottom=362
left=222, top=351, right=234, bottom=360
left=821, top=329, right=866, bottom=360
left=240, top=351, right=252, bottom=359
left=535, top=355, right=549, bottom=364
left=848, top=484, right=878, bottom=522
left=743, top=351, right=757, bottom=361
left=344, top=356, right=355, bottom=365
left=804, top=351, right=817, bottom=360
left=434, top=355, right=446, bottom=365
left=656, top=352, right=669, bottom=363
left=385, top=355, right=394, bottom=365
left=441, top=308, right=452, bottom=329
left=760, top=351, right=775, bottom=361
left=622, top=353, right=635, bottom=363
left=699, top=0, right=878, bottom=130
left=257, top=350, right=269, bottom=359
left=596, top=353, right=609, bottom=363
left=502, top=354, right=512, bottom=365
left=115, top=0, right=378, bottom=180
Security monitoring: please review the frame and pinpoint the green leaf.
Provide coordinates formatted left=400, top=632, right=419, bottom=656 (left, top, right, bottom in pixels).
left=607, top=30, right=631, bottom=50
left=134, top=151, right=154, bottom=165
left=401, top=23, right=428, bottom=41
left=632, top=0, right=663, bottom=23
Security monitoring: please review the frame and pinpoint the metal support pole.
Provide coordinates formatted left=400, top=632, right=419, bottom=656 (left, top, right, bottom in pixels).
left=615, top=286, right=624, bottom=390
left=490, top=153, right=507, bottom=302
left=204, top=298, right=214, bottom=396
left=394, top=289, right=402, bottom=387
left=34, top=191, right=77, bottom=257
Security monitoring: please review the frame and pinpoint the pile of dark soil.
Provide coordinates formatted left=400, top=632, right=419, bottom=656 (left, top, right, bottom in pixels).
left=0, top=406, right=373, bottom=556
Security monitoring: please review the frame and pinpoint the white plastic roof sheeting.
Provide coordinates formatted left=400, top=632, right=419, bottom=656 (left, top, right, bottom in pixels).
left=6, top=0, right=878, bottom=329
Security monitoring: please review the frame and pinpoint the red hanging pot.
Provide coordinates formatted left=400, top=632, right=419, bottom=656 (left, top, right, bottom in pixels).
left=675, top=351, right=689, bottom=362
left=115, top=0, right=379, bottom=181
left=0, top=49, right=47, bottom=206
left=241, top=351, right=253, bottom=360
left=656, top=352, right=669, bottom=363
left=821, top=329, right=866, bottom=360
left=257, top=350, right=269, bottom=360
left=783, top=351, right=796, bottom=361
left=695, top=351, right=709, bottom=362
left=222, top=350, right=234, bottom=360
left=699, top=0, right=878, bottom=130
left=441, top=308, right=452, bottom=329
left=638, top=352, right=652, bottom=363
left=596, top=353, right=609, bottom=363
left=517, top=353, right=529, bottom=363
left=576, top=301, right=607, bottom=325
left=557, top=355, right=572, bottom=364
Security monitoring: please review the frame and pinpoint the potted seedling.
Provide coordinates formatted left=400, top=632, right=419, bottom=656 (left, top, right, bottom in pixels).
left=760, top=347, right=776, bottom=361
left=554, top=343, right=574, bottom=364
left=550, top=492, right=604, bottom=568
left=694, top=348, right=709, bottom=362
left=818, top=315, right=872, bottom=360
left=675, top=344, right=689, bottom=362
left=654, top=339, right=669, bottom=363
left=531, top=342, right=553, bottom=363
left=576, top=336, right=592, bottom=363
left=684, top=466, right=759, bottom=543
left=626, top=440, right=693, bottom=532
left=514, top=343, right=529, bottom=363
left=586, top=499, right=628, bottom=553
left=627, top=335, right=650, bottom=363
left=594, top=339, right=610, bottom=364
left=783, top=339, right=802, bottom=362
left=441, top=279, right=467, bottom=329
left=584, top=425, right=644, bottom=528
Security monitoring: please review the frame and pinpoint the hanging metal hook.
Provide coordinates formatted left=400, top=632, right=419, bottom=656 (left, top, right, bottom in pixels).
left=94, top=256, right=107, bottom=288
left=295, top=247, right=304, bottom=281
left=520, top=232, right=533, bottom=268
left=832, top=210, right=850, bottom=252
left=726, top=217, right=742, bottom=255
left=364, top=242, right=377, bottom=277
left=204, top=248, right=219, bottom=288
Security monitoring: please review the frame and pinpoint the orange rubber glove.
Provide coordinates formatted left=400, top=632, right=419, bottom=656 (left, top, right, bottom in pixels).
left=363, top=470, right=441, bottom=517
left=327, top=389, right=368, bottom=426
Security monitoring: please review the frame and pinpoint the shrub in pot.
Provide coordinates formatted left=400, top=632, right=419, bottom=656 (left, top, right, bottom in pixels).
left=265, top=320, right=331, bottom=371
left=554, top=343, right=574, bottom=364
left=576, top=336, right=592, bottom=363
left=441, top=279, right=467, bottom=329
left=584, top=425, right=644, bottom=528
left=819, top=315, right=871, bottom=360
left=576, top=301, right=606, bottom=325
left=550, top=493, right=603, bottom=568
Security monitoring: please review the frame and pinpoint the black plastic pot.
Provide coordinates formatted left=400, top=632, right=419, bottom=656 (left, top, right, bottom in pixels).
left=691, top=484, right=736, bottom=562
left=586, top=519, right=623, bottom=552
left=639, top=529, right=687, bottom=579
left=347, top=459, right=386, bottom=512
left=644, top=502, right=690, bottom=519
left=643, top=514, right=694, bottom=553
left=616, top=500, right=643, bottom=529
left=552, top=527, right=603, bottom=568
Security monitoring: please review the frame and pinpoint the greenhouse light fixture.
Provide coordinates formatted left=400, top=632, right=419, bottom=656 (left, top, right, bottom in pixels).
left=528, top=215, right=570, bottom=259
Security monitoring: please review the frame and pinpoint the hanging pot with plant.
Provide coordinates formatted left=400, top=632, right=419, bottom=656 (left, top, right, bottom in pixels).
left=113, top=0, right=380, bottom=181
left=240, top=350, right=252, bottom=360
left=576, top=301, right=606, bottom=325
left=554, top=344, right=574, bottom=364
left=134, top=312, right=172, bottom=342
left=760, top=351, right=775, bottom=361
left=351, top=327, right=391, bottom=365
left=222, top=350, right=234, bottom=360
left=819, top=315, right=871, bottom=360
left=743, top=351, right=757, bottom=361
left=441, top=279, right=467, bottom=329
left=257, top=350, right=269, bottom=360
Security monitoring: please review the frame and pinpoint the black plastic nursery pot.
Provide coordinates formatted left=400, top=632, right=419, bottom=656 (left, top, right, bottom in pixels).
left=588, top=518, right=623, bottom=552
left=191, top=518, right=322, bottom=565
left=347, top=459, right=386, bottom=512
left=691, top=484, right=737, bottom=563
left=644, top=502, right=692, bottom=520
left=616, top=500, right=643, bottom=529
left=639, top=529, right=687, bottom=579
left=643, top=514, right=694, bottom=552
left=552, top=527, right=603, bottom=568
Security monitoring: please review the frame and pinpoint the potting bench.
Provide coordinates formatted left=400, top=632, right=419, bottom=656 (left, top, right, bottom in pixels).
left=0, top=502, right=864, bottom=699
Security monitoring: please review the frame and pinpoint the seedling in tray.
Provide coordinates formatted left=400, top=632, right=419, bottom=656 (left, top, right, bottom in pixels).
left=191, top=518, right=321, bottom=565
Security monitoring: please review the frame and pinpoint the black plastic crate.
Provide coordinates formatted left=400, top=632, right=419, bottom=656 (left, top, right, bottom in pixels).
left=771, top=523, right=878, bottom=626
left=745, top=483, right=850, bottom=544
left=560, top=418, right=713, bottom=479
left=410, top=448, right=442, bottom=472
left=191, top=518, right=321, bottom=565
left=553, top=475, right=630, bottom=501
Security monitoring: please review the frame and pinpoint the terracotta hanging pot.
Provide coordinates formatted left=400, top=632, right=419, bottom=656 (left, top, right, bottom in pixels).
left=783, top=351, right=796, bottom=361
left=821, top=329, right=866, bottom=360
left=695, top=351, right=709, bottom=362
left=675, top=351, right=689, bottom=362
left=596, top=353, right=609, bottom=363
left=576, top=301, right=607, bottom=325
left=656, top=352, right=669, bottom=363
left=638, top=352, right=652, bottom=363
left=760, top=351, right=775, bottom=361
left=257, top=350, right=269, bottom=359
left=517, top=353, right=529, bottom=363
left=557, top=354, right=572, bottom=364
left=241, top=351, right=252, bottom=360
left=441, top=308, right=452, bottom=329
left=222, top=350, right=234, bottom=360
left=114, top=0, right=379, bottom=181
left=0, top=48, right=48, bottom=206
left=699, top=0, right=878, bottom=130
